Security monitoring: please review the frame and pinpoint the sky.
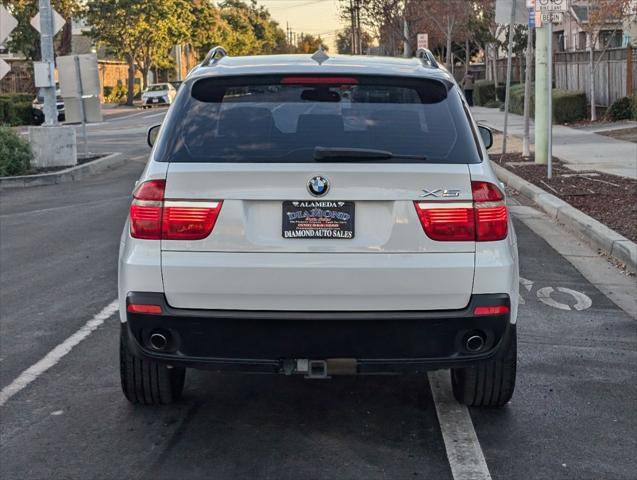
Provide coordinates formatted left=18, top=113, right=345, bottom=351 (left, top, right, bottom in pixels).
left=256, top=0, right=345, bottom=52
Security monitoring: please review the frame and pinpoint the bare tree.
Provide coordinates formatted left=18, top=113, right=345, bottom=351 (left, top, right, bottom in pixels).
left=568, top=0, right=634, bottom=121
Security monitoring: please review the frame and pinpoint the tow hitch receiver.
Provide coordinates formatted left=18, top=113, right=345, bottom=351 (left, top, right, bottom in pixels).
left=289, top=358, right=357, bottom=378
left=305, top=360, right=328, bottom=379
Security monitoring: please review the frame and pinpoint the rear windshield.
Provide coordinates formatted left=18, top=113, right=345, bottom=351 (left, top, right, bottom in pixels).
left=156, top=75, right=481, bottom=164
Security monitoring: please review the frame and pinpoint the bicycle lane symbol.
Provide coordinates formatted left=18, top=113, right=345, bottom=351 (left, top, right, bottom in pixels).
left=519, top=277, right=593, bottom=311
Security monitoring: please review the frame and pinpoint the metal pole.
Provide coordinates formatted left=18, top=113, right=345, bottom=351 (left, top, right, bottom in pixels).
left=534, top=24, right=549, bottom=165
left=523, top=25, right=533, bottom=157
left=74, top=55, right=88, bottom=159
left=547, top=21, right=553, bottom=179
left=502, top=0, right=517, bottom=155
left=38, top=0, right=58, bottom=126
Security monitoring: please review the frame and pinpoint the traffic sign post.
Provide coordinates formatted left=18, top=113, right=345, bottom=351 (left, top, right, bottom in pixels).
left=34, top=0, right=61, bottom=126
left=534, top=0, right=568, bottom=176
left=417, top=33, right=429, bottom=50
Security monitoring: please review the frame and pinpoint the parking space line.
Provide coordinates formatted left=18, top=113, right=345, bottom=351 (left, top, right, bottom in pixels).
left=0, top=300, right=118, bottom=407
left=428, top=370, right=492, bottom=480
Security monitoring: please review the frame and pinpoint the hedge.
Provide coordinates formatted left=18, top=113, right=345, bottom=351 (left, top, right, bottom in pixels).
left=0, top=93, right=39, bottom=126
left=509, top=84, right=587, bottom=124
left=474, top=80, right=496, bottom=106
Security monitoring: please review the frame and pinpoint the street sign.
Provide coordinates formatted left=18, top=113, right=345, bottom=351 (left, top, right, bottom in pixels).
left=30, top=9, right=65, bottom=36
left=0, top=58, right=10, bottom=81
left=528, top=8, right=536, bottom=28
left=495, top=0, right=529, bottom=25
left=57, top=53, right=100, bottom=98
left=0, top=5, right=18, bottom=44
left=417, top=33, right=429, bottom=50
left=535, top=0, right=568, bottom=12
left=540, top=11, right=563, bottom=23
left=526, top=0, right=535, bottom=7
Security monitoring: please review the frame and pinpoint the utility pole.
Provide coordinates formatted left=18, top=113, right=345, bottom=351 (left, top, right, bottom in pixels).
left=349, top=0, right=356, bottom=54
left=534, top=23, right=549, bottom=165
left=38, top=0, right=57, bottom=126
left=355, top=0, right=362, bottom=55
left=502, top=0, right=517, bottom=155
left=523, top=26, right=533, bottom=157
left=403, top=17, right=411, bottom=58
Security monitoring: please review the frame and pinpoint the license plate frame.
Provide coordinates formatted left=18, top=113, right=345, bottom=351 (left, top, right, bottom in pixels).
left=282, top=201, right=355, bottom=240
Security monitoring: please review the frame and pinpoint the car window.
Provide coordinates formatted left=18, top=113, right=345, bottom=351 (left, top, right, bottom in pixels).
left=147, top=85, right=168, bottom=92
left=156, top=75, right=482, bottom=164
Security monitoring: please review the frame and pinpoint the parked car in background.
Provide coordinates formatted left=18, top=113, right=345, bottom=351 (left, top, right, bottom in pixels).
left=141, top=83, right=177, bottom=108
left=32, top=88, right=65, bottom=122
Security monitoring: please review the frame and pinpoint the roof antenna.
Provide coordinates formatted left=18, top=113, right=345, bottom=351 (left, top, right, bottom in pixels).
left=311, top=47, right=330, bottom=65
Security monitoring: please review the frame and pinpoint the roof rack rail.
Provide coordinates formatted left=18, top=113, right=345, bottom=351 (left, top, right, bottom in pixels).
left=202, top=46, right=228, bottom=67
left=415, top=48, right=439, bottom=68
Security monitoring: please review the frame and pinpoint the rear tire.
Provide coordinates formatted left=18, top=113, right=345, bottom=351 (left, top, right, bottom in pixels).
left=451, top=325, right=516, bottom=407
left=120, top=329, right=185, bottom=405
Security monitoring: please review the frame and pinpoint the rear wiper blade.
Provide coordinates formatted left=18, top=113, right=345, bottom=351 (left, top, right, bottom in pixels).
left=314, top=147, right=426, bottom=162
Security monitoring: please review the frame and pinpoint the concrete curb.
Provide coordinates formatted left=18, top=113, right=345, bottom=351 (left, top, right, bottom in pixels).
left=493, top=163, right=637, bottom=273
left=0, top=153, right=125, bottom=189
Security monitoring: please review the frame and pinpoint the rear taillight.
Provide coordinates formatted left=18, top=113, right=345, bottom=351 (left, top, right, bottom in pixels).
left=129, top=180, right=222, bottom=240
left=414, top=181, right=508, bottom=242
left=162, top=201, right=222, bottom=240
left=471, top=181, right=508, bottom=242
left=414, top=205, right=475, bottom=241
left=130, top=180, right=165, bottom=239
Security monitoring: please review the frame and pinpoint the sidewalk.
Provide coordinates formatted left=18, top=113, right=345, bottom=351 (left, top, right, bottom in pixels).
left=472, top=107, right=637, bottom=179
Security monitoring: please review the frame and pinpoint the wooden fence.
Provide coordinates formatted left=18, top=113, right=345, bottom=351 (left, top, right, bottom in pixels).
left=554, top=47, right=636, bottom=107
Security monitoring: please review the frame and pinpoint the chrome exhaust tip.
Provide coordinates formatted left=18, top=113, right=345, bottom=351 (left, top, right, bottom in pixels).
left=465, top=334, right=486, bottom=353
left=149, top=332, right=168, bottom=351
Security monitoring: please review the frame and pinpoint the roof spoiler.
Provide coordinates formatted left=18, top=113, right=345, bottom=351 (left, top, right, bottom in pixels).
left=416, top=48, right=439, bottom=68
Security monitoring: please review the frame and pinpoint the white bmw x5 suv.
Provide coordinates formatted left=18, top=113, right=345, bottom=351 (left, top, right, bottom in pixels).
left=118, top=48, right=519, bottom=407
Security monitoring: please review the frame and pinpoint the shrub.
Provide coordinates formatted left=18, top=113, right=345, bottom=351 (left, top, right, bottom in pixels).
left=496, top=82, right=520, bottom=102
left=0, top=126, right=32, bottom=176
left=0, top=93, right=40, bottom=126
left=606, top=96, right=633, bottom=121
left=508, top=84, right=586, bottom=124
left=474, top=80, right=496, bottom=106
left=552, top=89, right=587, bottom=124
left=104, top=84, right=142, bottom=104
left=0, top=93, right=33, bottom=103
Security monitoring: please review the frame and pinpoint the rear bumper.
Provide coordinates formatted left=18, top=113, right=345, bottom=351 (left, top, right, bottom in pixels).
left=123, top=292, right=512, bottom=374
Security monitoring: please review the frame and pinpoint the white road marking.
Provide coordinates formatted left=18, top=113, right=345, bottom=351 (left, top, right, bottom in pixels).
left=519, top=277, right=534, bottom=292
left=428, top=370, right=492, bottom=480
left=536, top=286, right=592, bottom=311
left=0, top=300, right=118, bottom=407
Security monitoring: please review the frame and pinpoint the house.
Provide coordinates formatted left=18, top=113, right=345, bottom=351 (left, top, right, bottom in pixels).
left=554, top=1, right=632, bottom=52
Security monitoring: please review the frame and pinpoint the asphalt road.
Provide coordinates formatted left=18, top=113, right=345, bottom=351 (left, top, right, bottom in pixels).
left=1, top=109, right=635, bottom=480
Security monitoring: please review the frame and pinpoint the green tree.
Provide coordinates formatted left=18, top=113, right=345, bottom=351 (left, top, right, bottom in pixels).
left=85, top=0, right=193, bottom=105
left=218, top=0, right=288, bottom=55
left=336, top=27, right=372, bottom=54
left=296, top=34, right=328, bottom=54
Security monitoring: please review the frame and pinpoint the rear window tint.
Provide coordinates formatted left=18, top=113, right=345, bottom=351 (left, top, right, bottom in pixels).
left=155, top=75, right=481, bottom=164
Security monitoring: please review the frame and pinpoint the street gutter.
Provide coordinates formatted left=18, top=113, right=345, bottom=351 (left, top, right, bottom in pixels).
left=493, top=162, right=637, bottom=273
left=0, top=152, right=125, bottom=189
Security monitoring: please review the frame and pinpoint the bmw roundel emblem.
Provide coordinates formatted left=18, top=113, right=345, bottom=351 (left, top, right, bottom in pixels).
left=308, top=175, right=329, bottom=197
